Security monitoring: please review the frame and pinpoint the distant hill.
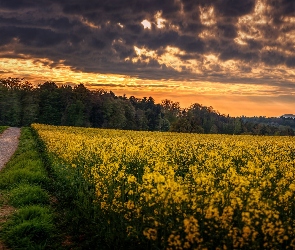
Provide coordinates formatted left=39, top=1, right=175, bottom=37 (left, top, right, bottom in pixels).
left=241, top=115, right=295, bottom=133
left=281, top=114, right=295, bottom=119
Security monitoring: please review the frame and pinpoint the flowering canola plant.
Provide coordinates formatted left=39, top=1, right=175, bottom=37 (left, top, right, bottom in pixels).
left=32, top=123, right=295, bottom=249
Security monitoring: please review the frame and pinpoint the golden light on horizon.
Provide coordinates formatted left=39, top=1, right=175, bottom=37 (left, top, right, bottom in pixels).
left=0, top=55, right=293, bottom=117
left=0, top=56, right=275, bottom=93
left=1, top=0, right=295, bottom=119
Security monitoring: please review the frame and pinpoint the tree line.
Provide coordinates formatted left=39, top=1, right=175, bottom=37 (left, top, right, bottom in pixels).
left=0, top=78, right=294, bottom=136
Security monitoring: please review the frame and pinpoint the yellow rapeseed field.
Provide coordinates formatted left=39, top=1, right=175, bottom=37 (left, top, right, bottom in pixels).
left=32, top=123, right=295, bottom=249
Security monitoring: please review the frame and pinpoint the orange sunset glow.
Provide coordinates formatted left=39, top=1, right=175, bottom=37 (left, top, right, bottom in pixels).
left=0, top=0, right=294, bottom=117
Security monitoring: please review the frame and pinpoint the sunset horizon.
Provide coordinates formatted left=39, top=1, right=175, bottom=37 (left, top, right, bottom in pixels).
left=1, top=0, right=294, bottom=117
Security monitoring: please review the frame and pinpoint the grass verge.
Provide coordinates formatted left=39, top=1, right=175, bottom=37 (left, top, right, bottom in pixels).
left=0, top=128, right=58, bottom=249
left=0, top=126, right=8, bottom=134
left=32, top=127, right=101, bottom=249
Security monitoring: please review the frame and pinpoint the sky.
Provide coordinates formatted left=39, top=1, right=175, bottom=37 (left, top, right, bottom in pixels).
left=0, top=0, right=295, bottom=117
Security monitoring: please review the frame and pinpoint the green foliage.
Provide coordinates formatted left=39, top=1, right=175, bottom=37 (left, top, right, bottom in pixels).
left=0, top=144, right=49, bottom=189
left=62, top=100, right=85, bottom=126
left=102, top=98, right=128, bottom=128
left=42, top=159, right=98, bottom=248
left=1, top=205, right=54, bottom=249
left=37, top=82, right=63, bottom=125
left=0, top=126, right=8, bottom=134
left=0, top=127, right=56, bottom=249
left=0, top=169, right=48, bottom=190
left=8, top=184, right=50, bottom=207
left=0, top=77, right=294, bottom=135
left=0, top=78, right=38, bottom=126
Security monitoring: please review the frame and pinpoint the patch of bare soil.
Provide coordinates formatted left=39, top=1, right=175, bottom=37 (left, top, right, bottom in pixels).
left=0, top=193, right=15, bottom=250
left=0, top=242, right=9, bottom=250
left=0, top=205, right=15, bottom=226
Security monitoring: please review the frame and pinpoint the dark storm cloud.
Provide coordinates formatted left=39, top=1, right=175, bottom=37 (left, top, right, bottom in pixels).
left=0, top=0, right=295, bottom=88
left=266, top=0, right=295, bottom=23
left=90, top=38, right=106, bottom=50
left=177, top=36, right=205, bottom=53
left=286, top=56, right=295, bottom=67
left=48, top=17, right=76, bottom=31
left=217, top=24, right=237, bottom=39
left=0, top=25, right=66, bottom=48
left=261, top=50, right=286, bottom=66
left=0, top=0, right=37, bottom=9
left=138, top=30, right=179, bottom=50
left=215, top=0, right=256, bottom=17
left=220, top=47, right=259, bottom=62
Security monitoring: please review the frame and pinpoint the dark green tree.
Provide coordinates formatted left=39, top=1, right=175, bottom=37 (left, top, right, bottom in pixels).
left=37, top=82, right=63, bottom=125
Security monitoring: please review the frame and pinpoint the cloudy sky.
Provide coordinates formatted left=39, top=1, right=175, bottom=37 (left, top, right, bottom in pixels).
left=0, top=0, right=295, bottom=116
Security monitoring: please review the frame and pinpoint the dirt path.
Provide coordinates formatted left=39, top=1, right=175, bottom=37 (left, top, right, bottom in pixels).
left=0, top=127, right=21, bottom=171
left=0, top=127, right=19, bottom=249
left=0, top=127, right=20, bottom=250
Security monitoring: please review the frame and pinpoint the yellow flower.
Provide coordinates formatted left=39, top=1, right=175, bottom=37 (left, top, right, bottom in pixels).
left=143, top=228, right=157, bottom=241
left=32, top=123, right=295, bottom=248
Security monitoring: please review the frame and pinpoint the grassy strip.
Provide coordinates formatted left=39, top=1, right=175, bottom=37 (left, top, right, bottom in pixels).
left=32, top=127, right=103, bottom=249
left=0, top=126, right=8, bottom=134
left=0, top=128, right=58, bottom=249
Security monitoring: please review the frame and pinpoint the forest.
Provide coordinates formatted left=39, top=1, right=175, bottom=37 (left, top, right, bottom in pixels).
left=0, top=77, right=294, bottom=135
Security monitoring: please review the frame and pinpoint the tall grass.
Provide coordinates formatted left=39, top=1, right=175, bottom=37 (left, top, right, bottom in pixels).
left=8, top=184, right=50, bottom=207
left=1, top=206, right=54, bottom=249
left=0, top=128, right=56, bottom=249
left=33, top=134, right=99, bottom=249
left=0, top=126, right=8, bottom=134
